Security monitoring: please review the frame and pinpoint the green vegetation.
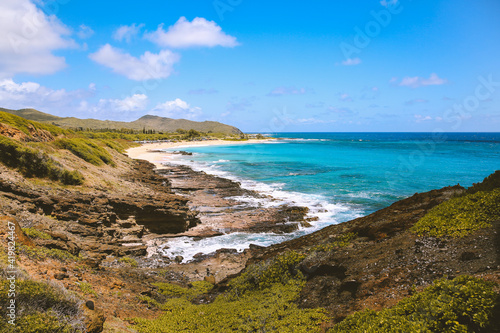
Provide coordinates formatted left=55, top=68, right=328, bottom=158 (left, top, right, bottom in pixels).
left=55, top=138, right=116, bottom=166
left=411, top=188, right=500, bottom=238
left=1, top=107, right=242, bottom=135
left=19, top=244, right=80, bottom=262
left=133, top=280, right=326, bottom=333
left=0, top=108, right=247, bottom=187
left=0, top=135, right=84, bottom=185
left=0, top=278, right=84, bottom=333
left=0, top=110, right=67, bottom=136
left=466, top=170, right=500, bottom=194
left=309, top=232, right=356, bottom=252
left=118, top=256, right=138, bottom=268
left=101, top=139, right=126, bottom=153
left=153, top=280, right=213, bottom=300
left=132, top=233, right=357, bottom=332
left=22, top=228, right=53, bottom=240
left=228, top=251, right=306, bottom=296
left=76, top=281, right=98, bottom=297
left=0, top=107, right=62, bottom=122
left=331, top=275, right=498, bottom=333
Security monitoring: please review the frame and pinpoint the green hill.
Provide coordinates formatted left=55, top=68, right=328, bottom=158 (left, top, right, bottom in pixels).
left=0, top=108, right=243, bottom=135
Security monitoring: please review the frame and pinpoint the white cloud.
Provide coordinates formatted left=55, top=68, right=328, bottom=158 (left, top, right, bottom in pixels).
left=267, top=86, right=308, bottom=96
left=399, top=73, right=448, bottom=88
left=113, top=23, right=144, bottom=43
left=77, top=24, right=94, bottom=39
left=145, top=17, right=239, bottom=48
left=0, top=0, right=75, bottom=77
left=150, top=98, right=202, bottom=120
left=339, top=57, right=361, bottom=66
left=414, top=114, right=433, bottom=122
left=75, top=94, right=150, bottom=121
left=99, top=94, right=149, bottom=112
left=0, top=78, right=93, bottom=112
left=89, top=44, right=180, bottom=81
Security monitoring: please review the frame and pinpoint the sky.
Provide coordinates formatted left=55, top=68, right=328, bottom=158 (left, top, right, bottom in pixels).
left=0, top=0, right=499, bottom=132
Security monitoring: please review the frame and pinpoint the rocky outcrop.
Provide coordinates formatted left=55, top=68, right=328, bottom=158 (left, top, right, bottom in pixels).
left=245, top=185, right=500, bottom=325
left=0, top=160, right=199, bottom=258
left=0, top=122, right=54, bottom=142
left=157, top=165, right=311, bottom=236
left=0, top=123, right=29, bottom=141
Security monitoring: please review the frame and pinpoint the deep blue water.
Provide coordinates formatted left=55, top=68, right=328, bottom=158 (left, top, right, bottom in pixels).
left=159, top=132, right=500, bottom=261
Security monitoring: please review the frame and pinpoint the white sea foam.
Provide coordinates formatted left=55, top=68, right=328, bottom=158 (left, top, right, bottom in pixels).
left=157, top=150, right=362, bottom=262
left=158, top=233, right=291, bottom=262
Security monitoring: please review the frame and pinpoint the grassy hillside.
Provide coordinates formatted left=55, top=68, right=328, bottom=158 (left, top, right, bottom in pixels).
left=0, top=109, right=68, bottom=136
left=0, top=108, right=61, bottom=122
left=1, top=108, right=242, bottom=135
left=0, top=110, right=245, bottom=186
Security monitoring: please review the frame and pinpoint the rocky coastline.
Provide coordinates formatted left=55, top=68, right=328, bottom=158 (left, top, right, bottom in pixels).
left=1, top=144, right=499, bottom=332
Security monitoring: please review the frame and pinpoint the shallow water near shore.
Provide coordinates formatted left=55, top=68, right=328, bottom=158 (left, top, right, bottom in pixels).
left=159, top=132, right=500, bottom=261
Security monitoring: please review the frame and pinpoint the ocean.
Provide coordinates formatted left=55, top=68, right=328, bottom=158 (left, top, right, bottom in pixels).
left=159, top=132, right=500, bottom=261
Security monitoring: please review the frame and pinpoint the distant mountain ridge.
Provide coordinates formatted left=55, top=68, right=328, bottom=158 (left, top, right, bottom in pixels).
left=0, top=108, right=243, bottom=135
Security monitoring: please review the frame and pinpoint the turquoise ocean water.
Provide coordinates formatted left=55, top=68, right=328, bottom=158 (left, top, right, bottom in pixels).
left=159, top=133, right=500, bottom=261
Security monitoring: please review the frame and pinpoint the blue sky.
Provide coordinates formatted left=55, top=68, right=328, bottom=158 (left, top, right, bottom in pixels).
left=0, top=0, right=499, bottom=132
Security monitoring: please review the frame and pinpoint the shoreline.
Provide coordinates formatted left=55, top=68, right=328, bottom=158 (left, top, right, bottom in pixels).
left=125, top=138, right=320, bottom=262
left=125, top=138, right=274, bottom=169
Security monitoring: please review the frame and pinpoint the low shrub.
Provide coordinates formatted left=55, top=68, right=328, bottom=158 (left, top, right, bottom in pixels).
left=54, top=138, right=115, bottom=166
left=332, top=275, right=498, bottom=332
left=118, top=256, right=138, bottom=268
left=22, top=228, right=52, bottom=240
left=19, top=244, right=80, bottom=262
left=76, top=282, right=98, bottom=297
left=153, top=280, right=213, bottom=300
left=12, top=311, right=75, bottom=333
left=308, top=232, right=356, bottom=252
left=466, top=170, right=500, bottom=194
left=0, top=277, right=84, bottom=332
left=0, top=135, right=84, bottom=185
left=412, top=188, right=500, bottom=237
left=101, top=139, right=126, bottom=153
left=228, top=250, right=306, bottom=297
left=0, top=111, right=67, bottom=136
left=132, top=281, right=327, bottom=333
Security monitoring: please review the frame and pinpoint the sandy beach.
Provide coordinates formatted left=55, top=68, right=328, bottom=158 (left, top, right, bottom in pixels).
left=125, top=138, right=273, bottom=168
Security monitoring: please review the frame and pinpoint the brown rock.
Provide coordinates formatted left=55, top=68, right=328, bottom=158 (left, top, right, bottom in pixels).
left=0, top=216, right=35, bottom=247
left=54, top=272, right=69, bottom=280
left=35, top=239, right=81, bottom=255
left=204, top=275, right=216, bottom=284
left=0, top=123, right=29, bottom=141
left=83, top=305, right=105, bottom=333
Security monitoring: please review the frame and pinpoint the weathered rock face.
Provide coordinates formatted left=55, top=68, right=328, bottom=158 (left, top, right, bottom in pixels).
left=0, top=122, right=54, bottom=142
left=247, top=185, right=500, bottom=324
left=0, top=160, right=199, bottom=257
left=157, top=165, right=311, bottom=236
left=0, top=123, right=29, bottom=141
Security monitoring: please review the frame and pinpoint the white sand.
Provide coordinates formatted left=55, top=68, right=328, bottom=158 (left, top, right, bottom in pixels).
left=125, top=139, right=272, bottom=168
